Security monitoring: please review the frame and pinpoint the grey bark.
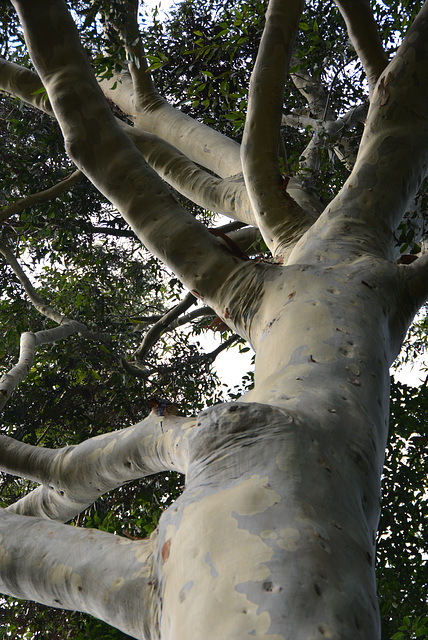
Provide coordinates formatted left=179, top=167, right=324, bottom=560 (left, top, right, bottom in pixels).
left=1, top=0, right=428, bottom=639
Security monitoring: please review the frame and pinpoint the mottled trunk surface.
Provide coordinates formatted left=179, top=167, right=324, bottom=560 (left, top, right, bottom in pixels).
left=154, top=255, right=408, bottom=639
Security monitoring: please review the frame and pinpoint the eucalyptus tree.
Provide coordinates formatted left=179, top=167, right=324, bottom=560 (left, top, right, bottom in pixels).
left=0, top=0, right=428, bottom=639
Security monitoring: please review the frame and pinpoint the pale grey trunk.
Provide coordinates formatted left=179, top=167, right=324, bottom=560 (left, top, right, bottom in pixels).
left=2, top=0, right=428, bottom=639
left=153, top=257, right=408, bottom=639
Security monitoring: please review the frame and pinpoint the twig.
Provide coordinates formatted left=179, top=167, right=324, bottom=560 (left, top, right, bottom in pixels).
left=0, top=169, right=83, bottom=225
left=133, top=293, right=197, bottom=362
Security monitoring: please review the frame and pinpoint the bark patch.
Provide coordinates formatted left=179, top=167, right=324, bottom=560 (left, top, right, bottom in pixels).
left=162, top=539, right=171, bottom=563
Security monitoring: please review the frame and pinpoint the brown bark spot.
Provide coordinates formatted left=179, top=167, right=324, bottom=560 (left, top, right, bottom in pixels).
left=378, top=72, right=394, bottom=107
left=162, top=539, right=171, bottom=563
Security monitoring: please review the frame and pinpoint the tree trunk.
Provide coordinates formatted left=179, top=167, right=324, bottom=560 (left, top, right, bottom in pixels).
left=155, top=255, right=409, bottom=639
left=2, top=0, right=428, bottom=638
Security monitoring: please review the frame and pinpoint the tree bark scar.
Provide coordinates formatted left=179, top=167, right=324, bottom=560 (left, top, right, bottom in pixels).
left=162, top=539, right=171, bottom=563
left=208, top=228, right=249, bottom=260
left=397, top=254, right=418, bottom=264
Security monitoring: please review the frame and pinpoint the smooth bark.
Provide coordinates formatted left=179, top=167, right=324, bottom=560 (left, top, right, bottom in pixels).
left=241, top=0, right=315, bottom=257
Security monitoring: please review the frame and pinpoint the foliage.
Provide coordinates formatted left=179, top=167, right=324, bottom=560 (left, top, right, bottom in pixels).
left=378, top=381, right=428, bottom=639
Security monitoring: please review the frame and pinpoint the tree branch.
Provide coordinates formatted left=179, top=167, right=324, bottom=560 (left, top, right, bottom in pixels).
left=404, top=252, right=428, bottom=309
left=290, top=5, right=428, bottom=261
left=0, top=242, right=109, bottom=408
left=97, top=4, right=242, bottom=179
left=333, top=0, right=388, bottom=96
left=2, top=412, right=193, bottom=522
left=168, top=307, right=214, bottom=329
left=11, top=0, right=247, bottom=311
left=103, top=75, right=242, bottom=179
left=0, top=59, right=251, bottom=225
left=241, top=0, right=314, bottom=258
left=0, top=508, right=158, bottom=638
left=0, top=57, right=53, bottom=115
left=283, top=103, right=367, bottom=172
left=0, top=58, right=319, bottom=232
left=202, top=335, right=240, bottom=365
left=289, top=57, right=334, bottom=119
left=133, top=292, right=197, bottom=362
left=88, top=225, right=136, bottom=238
left=0, top=169, right=83, bottom=225
left=120, top=122, right=255, bottom=225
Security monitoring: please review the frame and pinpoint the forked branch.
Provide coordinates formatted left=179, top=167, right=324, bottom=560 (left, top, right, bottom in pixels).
left=97, top=1, right=242, bottom=179
left=293, top=4, right=428, bottom=260
left=3, top=412, right=193, bottom=522
left=133, top=292, right=197, bottom=362
left=334, top=0, right=388, bottom=96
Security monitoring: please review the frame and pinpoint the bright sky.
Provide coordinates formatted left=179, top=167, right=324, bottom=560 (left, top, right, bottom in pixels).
left=142, top=0, right=176, bottom=21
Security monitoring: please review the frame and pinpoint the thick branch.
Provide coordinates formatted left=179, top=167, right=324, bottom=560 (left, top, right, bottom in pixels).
left=0, top=59, right=250, bottom=225
left=333, top=0, right=388, bottom=96
left=101, top=72, right=242, bottom=179
left=121, top=123, right=255, bottom=225
left=4, top=413, right=194, bottom=522
left=0, top=509, right=157, bottom=639
left=404, top=252, right=428, bottom=309
left=241, top=0, right=314, bottom=257
left=12, top=0, right=246, bottom=310
left=97, top=4, right=242, bottom=179
left=0, top=57, right=53, bottom=114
